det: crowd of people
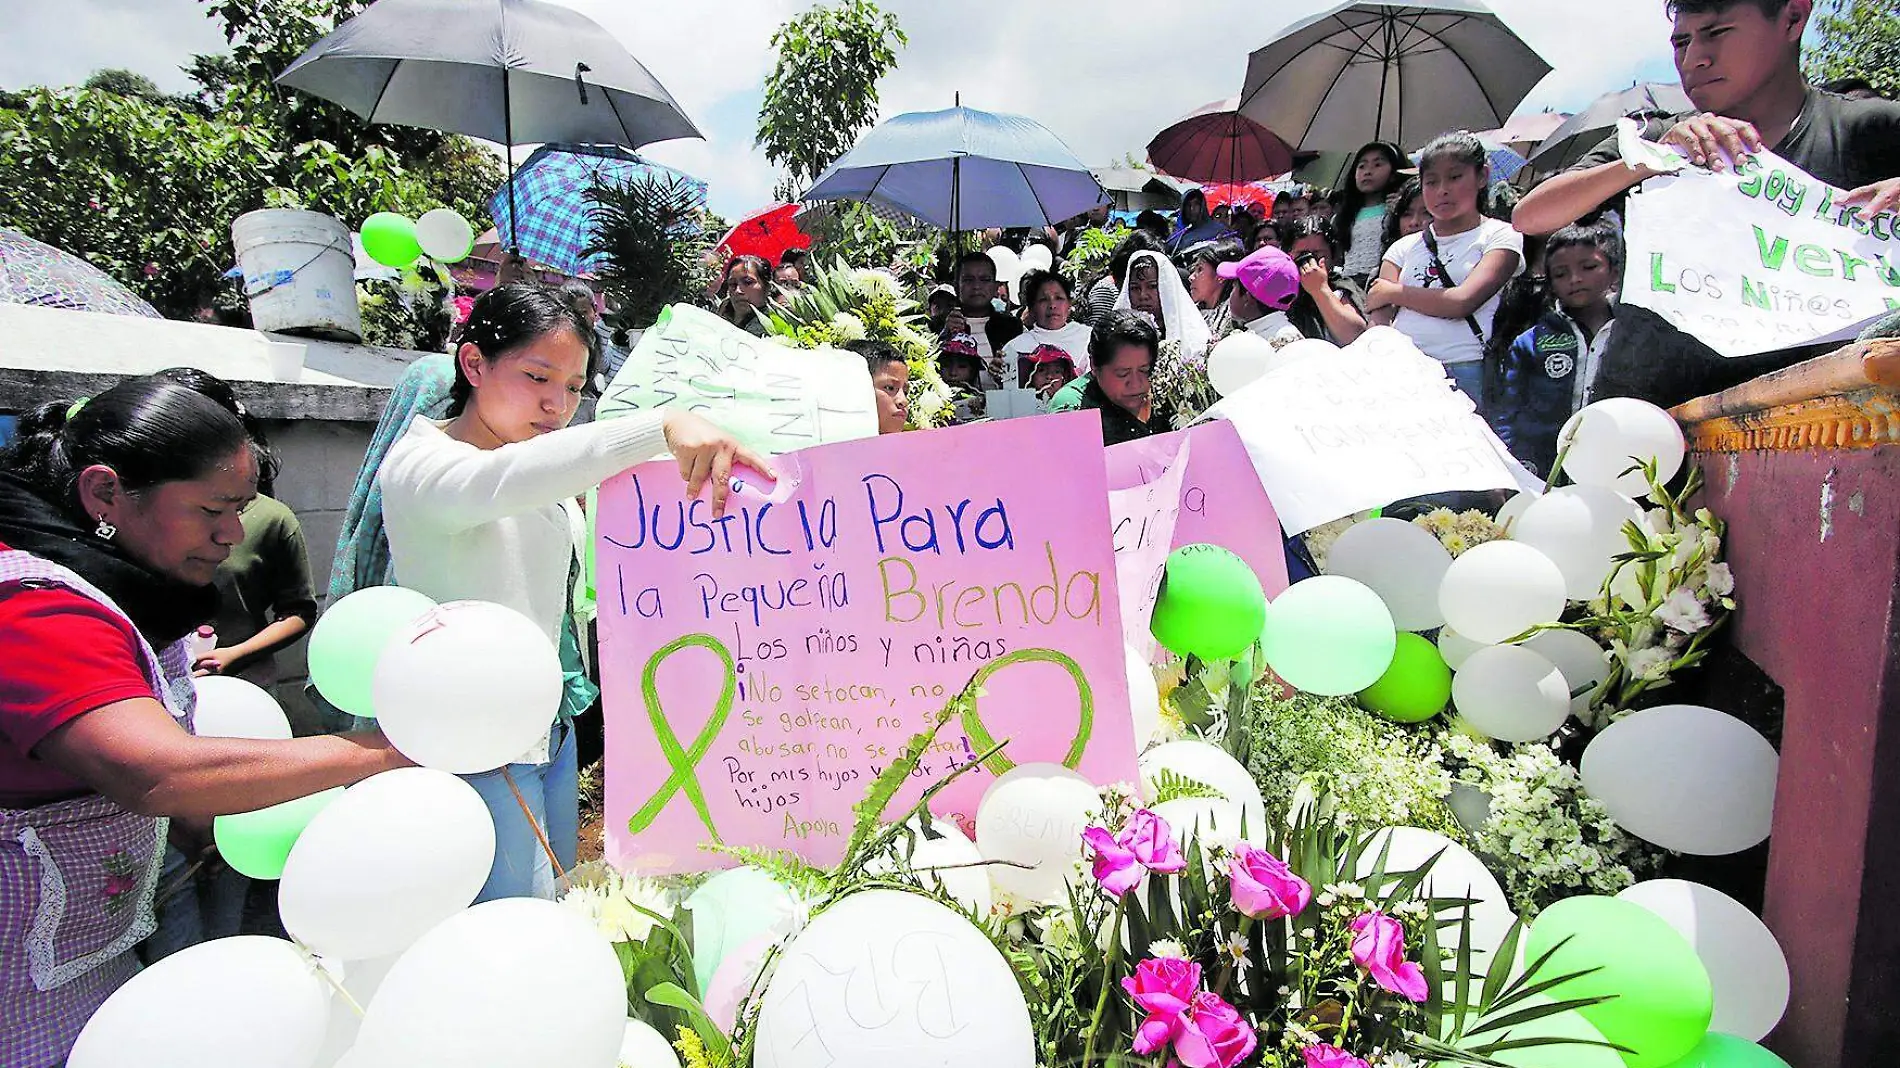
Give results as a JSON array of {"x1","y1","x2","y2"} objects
[{"x1": 1, "y1": 0, "x2": 1896, "y2": 1064}]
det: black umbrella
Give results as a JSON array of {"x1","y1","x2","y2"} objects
[
  {"x1": 1528, "y1": 82, "x2": 1693, "y2": 173},
  {"x1": 278, "y1": 0, "x2": 701, "y2": 247}
]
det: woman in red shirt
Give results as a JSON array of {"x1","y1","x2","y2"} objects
[{"x1": 0, "y1": 378, "x2": 409, "y2": 1068}]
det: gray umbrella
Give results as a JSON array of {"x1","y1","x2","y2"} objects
[
  {"x1": 278, "y1": 0, "x2": 701, "y2": 242},
  {"x1": 1238, "y1": 0, "x2": 1551, "y2": 154},
  {"x1": 1527, "y1": 82, "x2": 1693, "y2": 173}
]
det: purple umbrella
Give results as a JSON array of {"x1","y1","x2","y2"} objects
[{"x1": 0, "y1": 230, "x2": 161, "y2": 318}]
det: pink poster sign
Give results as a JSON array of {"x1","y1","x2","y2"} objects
[
  {"x1": 1107, "y1": 436, "x2": 1187, "y2": 654},
  {"x1": 1104, "y1": 421, "x2": 1290, "y2": 600},
  {"x1": 598, "y1": 413, "x2": 1137, "y2": 874}
]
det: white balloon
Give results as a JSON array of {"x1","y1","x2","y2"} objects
[
  {"x1": 351, "y1": 899, "x2": 625, "y2": 1068},
  {"x1": 314, "y1": 955, "x2": 398, "y2": 1068},
  {"x1": 975, "y1": 763, "x2": 1101, "y2": 904},
  {"x1": 870, "y1": 817, "x2": 993, "y2": 915},
  {"x1": 1494, "y1": 491, "x2": 1538, "y2": 534},
  {"x1": 280, "y1": 768, "x2": 496, "y2": 961},
  {"x1": 1511, "y1": 485, "x2": 1644, "y2": 601},
  {"x1": 1206, "y1": 331, "x2": 1276, "y2": 397},
  {"x1": 1322, "y1": 517, "x2": 1454, "y2": 631},
  {"x1": 1139, "y1": 740, "x2": 1267, "y2": 831},
  {"x1": 1581, "y1": 704, "x2": 1778, "y2": 855},
  {"x1": 415, "y1": 208, "x2": 475, "y2": 262},
  {"x1": 69, "y1": 936, "x2": 332, "y2": 1068},
  {"x1": 1437, "y1": 540, "x2": 1567, "y2": 643},
  {"x1": 756, "y1": 890, "x2": 1032, "y2": 1068},
  {"x1": 1452, "y1": 644, "x2": 1571, "y2": 741},
  {"x1": 1436, "y1": 625, "x2": 1489, "y2": 671},
  {"x1": 1523, "y1": 628, "x2": 1612, "y2": 715},
  {"x1": 1125, "y1": 644, "x2": 1162, "y2": 750},
  {"x1": 986, "y1": 246, "x2": 1022, "y2": 301},
  {"x1": 193, "y1": 675, "x2": 293, "y2": 740},
  {"x1": 1617, "y1": 879, "x2": 1789, "y2": 1041},
  {"x1": 1020, "y1": 244, "x2": 1054, "y2": 272},
  {"x1": 1268, "y1": 337, "x2": 1341, "y2": 371},
  {"x1": 1557, "y1": 398, "x2": 1686, "y2": 498},
  {"x1": 1357, "y1": 827, "x2": 1517, "y2": 959},
  {"x1": 618, "y1": 1018, "x2": 682, "y2": 1068},
  {"x1": 371, "y1": 601, "x2": 563, "y2": 773}
]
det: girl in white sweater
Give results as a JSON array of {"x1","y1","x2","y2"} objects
[{"x1": 378, "y1": 285, "x2": 767, "y2": 900}]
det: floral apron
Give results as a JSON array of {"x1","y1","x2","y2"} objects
[{"x1": 0, "y1": 549, "x2": 196, "y2": 1068}]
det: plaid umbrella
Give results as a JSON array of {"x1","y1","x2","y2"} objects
[
  {"x1": 0, "y1": 230, "x2": 161, "y2": 318},
  {"x1": 717, "y1": 204, "x2": 811, "y2": 265},
  {"x1": 1409, "y1": 133, "x2": 1527, "y2": 183},
  {"x1": 488, "y1": 143, "x2": 706, "y2": 277}
]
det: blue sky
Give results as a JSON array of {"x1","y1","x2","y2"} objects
[{"x1": 3, "y1": 0, "x2": 1685, "y2": 220}]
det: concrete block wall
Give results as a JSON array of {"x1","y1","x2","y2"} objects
[{"x1": 259, "y1": 417, "x2": 375, "y2": 734}]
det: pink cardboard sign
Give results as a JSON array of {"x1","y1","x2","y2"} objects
[
  {"x1": 1105, "y1": 421, "x2": 1290, "y2": 601},
  {"x1": 1107, "y1": 435, "x2": 1187, "y2": 655},
  {"x1": 599, "y1": 413, "x2": 1137, "y2": 873}
]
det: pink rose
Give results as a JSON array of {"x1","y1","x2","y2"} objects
[
  {"x1": 1349, "y1": 910, "x2": 1429, "y2": 1003},
  {"x1": 1302, "y1": 1044, "x2": 1371, "y2": 1068},
  {"x1": 1121, "y1": 809, "x2": 1187, "y2": 875},
  {"x1": 1227, "y1": 843, "x2": 1312, "y2": 920},
  {"x1": 1085, "y1": 825, "x2": 1144, "y2": 898},
  {"x1": 1121, "y1": 956, "x2": 1202, "y2": 1055},
  {"x1": 1173, "y1": 991, "x2": 1258, "y2": 1068},
  {"x1": 1085, "y1": 809, "x2": 1187, "y2": 897}
]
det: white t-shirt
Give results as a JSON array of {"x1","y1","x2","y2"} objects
[
  {"x1": 1002, "y1": 321, "x2": 1094, "y2": 384},
  {"x1": 963, "y1": 314, "x2": 1001, "y2": 387},
  {"x1": 1382, "y1": 218, "x2": 1524, "y2": 365}
]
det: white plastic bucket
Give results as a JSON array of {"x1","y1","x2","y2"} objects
[{"x1": 231, "y1": 209, "x2": 361, "y2": 342}]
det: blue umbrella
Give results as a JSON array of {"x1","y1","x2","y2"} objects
[
  {"x1": 801, "y1": 104, "x2": 1107, "y2": 231},
  {"x1": 488, "y1": 143, "x2": 706, "y2": 277}
]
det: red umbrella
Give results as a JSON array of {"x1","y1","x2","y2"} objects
[
  {"x1": 1148, "y1": 98, "x2": 1295, "y2": 185},
  {"x1": 1200, "y1": 182, "x2": 1276, "y2": 214},
  {"x1": 718, "y1": 204, "x2": 812, "y2": 265}
]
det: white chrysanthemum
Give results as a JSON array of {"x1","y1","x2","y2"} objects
[
  {"x1": 1147, "y1": 939, "x2": 1188, "y2": 960},
  {"x1": 829, "y1": 312, "x2": 867, "y2": 342},
  {"x1": 1653, "y1": 585, "x2": 1712, "y2": 634},
  {"x1": 852, "y1": 269, "x2": 900, "y2": 302},
  {"x1": 559, "y1": 872, "x2": 673, "y2": 944}
]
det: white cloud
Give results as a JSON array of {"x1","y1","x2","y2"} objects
[{"x1": 0, "y1": 0, "x2": 227, "y2": 94}]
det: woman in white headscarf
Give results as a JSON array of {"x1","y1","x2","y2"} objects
[{"x1": 1113, "y1": 250, "x2": 1211, "y2": 362}]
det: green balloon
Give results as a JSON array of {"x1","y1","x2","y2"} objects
[
  {"x1": 1149, "y1": 544, "x2": 1266, "y2": 661},
  {"x1": 686, "y1": 866, "x2": 798, "y2": 995},
  {"x1": 307, "y1": 585, "x2": 437, "y2": 719},
  {"x1": 1527, "y1": 896, "x2": 1714, "y2": 1068},
  {"x1": 361, "y1": 212, "x2": 422, "y2": 268},
  {"x1": 213, "y1": 787, "x2": 343, "y2": 879},
  {"x1": 1659, "y1": 1034, "x2": 1791, "y2": 1068},
  {"x1": 1359, "y1": 632, "x2": 1452, "y2": 722},
  {"x1": 1258, "y1": 575, "x2": 1396, "y2": 696}
]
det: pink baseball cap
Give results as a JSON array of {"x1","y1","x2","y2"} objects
[{"x1": 1217, "y1": 246, "x2": 1300, "y2": 310}]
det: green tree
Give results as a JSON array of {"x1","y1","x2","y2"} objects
[
  {"x1": 1807, "y1": 0, "x2": 1900, "y2": 99},
  {"x1": 83, "y1": 69, "x2": 164, "y2": 101},
  {"x1": 0, "y1": 0, "x2": 507, "y2": 317},
  {"x1": 755, "y1": 0, "x2": 906, "y2": 201}
]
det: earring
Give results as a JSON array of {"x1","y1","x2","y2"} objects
[{"x1": 93, "y1": 516, "x2": 116, "y2": 542}]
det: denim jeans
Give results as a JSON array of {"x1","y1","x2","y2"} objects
[
  {"x1": 1444, "y1": 360, "x2": 1486, "y2": 416},
  {"x1": 140, "y1": 845, "x2": 247, "y2": 963},
  {"x1": 464, "y1": 721, "x2": 578, "y2": 902}
]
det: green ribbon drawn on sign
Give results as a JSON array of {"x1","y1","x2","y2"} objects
[
  {"x1": 627, "y1": 633, "x2": 734, "y2": 843},
  {"x1": 958, "y1": 647, "x2": 1095, "y2": 777}
]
